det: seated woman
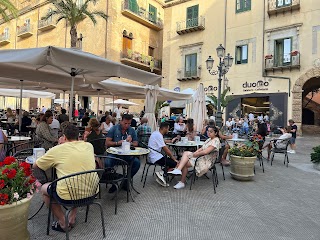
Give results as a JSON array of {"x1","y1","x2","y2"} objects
[
  {"x1": 36, "y1": 111, "x2": 58, "y2": 150},
  {"x1": 264, "y1": 126, "x2": 292, "y2": 160},
  {"x1": 173, "y1": 116, "x2": 185, "y2": 134},
  {"x1": 86, "y1": 119, "x2": 106, "y2": 168},
  {"x1": 168, "y1": 126, "x2": 221, "y2": 189},
  {"x1": 201, "y1": 119, "x2": 209, "y2": 136},
  {"x1": 184, "y1": 118, "x2": 197, "y2": 141},
  {"x1": 100, "y1": 115, "x2": 113, "y2": 134}
]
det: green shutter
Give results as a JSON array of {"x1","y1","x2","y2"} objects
[
  {"x1": 236, "y1": 0, "x2": 251, "y2": 13},
  {"x1": 149, "y1": 4, "x2": 157, "y2": 23},
  {"x1": 129, "y1": 0, "x2": 139, "y2": 14},
  {"x1": 185, "y1": 53, "x2": 197, "y2": 77},
  {"x1": 186, "y1": 5, "x2": 199, "y2": 28}
]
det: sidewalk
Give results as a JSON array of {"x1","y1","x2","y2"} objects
[{"x1": 28, "y1": 136, "x2": 320, "y2": 240}]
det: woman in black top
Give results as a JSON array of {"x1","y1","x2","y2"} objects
[{"x1": 86, "y1": 118, "x2": 106, "y2": 156}]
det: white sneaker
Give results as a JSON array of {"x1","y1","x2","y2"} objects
[
  {"x1": 155, "y1": 178, "x2": 169, "y2": 187},
  {"x1": 155, "y1": 171, "x2": 167, "y2": 185},
  {"x1": 291, "y1": 150, "x2": 296, "y2": 154},
  {"x1": 167, "y1": 168, "x2": 182, "y2": 175},
  {"x1": 174, "y1": 181, "x2": 185, "y2": 189}
]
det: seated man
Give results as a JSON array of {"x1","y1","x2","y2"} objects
[
  {"x1": 136, "y1": 117, "x2": 152, "y2": 147},
  {"x1": 105, "y1": 114, "x2": 140, "y2": 193},
  {"x1": 34, "y1": 124, "x2": 96, "y2": 232},
  {"x1": 148, "y1": 122, "x2": 179, "y2": 187},
  {"x1": 264, "y1": 126, "x2": 292, "y2": 160}
]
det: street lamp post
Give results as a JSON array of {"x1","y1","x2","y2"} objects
[{"x1": 206, "y1": 44, "x2": 233, "y2": 128}]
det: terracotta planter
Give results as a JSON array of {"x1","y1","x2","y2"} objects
[
  {"x1": 230, "y1": 155, "x2": 257, "y2": 181},
  {"x1": 0, "y1": 197, "x2": 32, "y2": 240}
]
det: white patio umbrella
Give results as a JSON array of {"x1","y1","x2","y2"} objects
[
  {"x1": 0, "y1": 88, "x2": 55, "y2": 99},
  {"x1": 105, "y1": 99, "x2": 139, "y2": 106},
  {"x1": 144, "y1": 85, "x2": 160, "y2": 132},
  {"x1": 0, "y1": 46, "x2": 162, "y2": 121},
  {"x1": 191, "y1": 84, "x2": 208, "y2": 132}
]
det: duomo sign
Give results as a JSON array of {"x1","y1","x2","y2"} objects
[{"x1": 242, "y1": 79, "x2": 270, "y2": 92}]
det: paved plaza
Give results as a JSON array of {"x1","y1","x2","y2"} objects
[{"x1": 28, "y1": 136, "x2": 320, "y2": 240}]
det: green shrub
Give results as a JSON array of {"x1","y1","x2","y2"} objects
[{"x1": 311, "y1": 146, "x2": 320, "y2": 164}]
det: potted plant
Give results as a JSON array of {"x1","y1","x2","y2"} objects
[
  {"x1": 228, "y1": 137, "x2": 260, "y2": 181},
  {"x1": 311, "y1": 146, "x2": 320, "y2": 170},
  {"x1": 265, "y1": 54, "x2": 273, "y2": 59},
  {"x1": 0, "y1": 156, "x2": 39, "y2": 240},
  {"x1": 290, "y1": 50, "x2": 299, "y2": 56}
]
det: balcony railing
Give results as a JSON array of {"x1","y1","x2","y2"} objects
[
  {"x1": 265, "y1": 53, "x2": 300, "y2": 71},
  {"x1": 176, "y1": 16, "x2": 205, "y2": 35},
  {"x1": 120, "y1": 49, "x2": 162, "y2": 74},
  {"x1": 0, "y1": 34, "x2": 10, "y2": 46},
  {"x1": 177, "y1": 67, "x2": 201, "y2": 81},
  {"x1": 268, "y1": 0, "x2": 300, "y2": 15},
  {"x1": 38, "y1": 17, "x2": 56, "y2": 31},
  {"x1": 122, "y1": 0, "x2": 163, "y2": 31},
  {"x1": 17, "y1": 24, "x2": 33, "y2": 38}
]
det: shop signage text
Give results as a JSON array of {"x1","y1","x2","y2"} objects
[{"x1": 242, "y1": 80, "x2": 270, "y2": 92}]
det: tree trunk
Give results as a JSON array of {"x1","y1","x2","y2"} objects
[{"x1": 70, "y1": 25, "x2": 77, "y2": 48}]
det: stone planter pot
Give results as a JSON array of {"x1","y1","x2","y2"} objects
[
  {"x1": 230, "y1": 155, "x2": 257, "y2": 181},
  {"x1": 313, "y1": 163, "x2": 320, "y2": 171},
  {"x1": 0, "y1": 197, "x2": 32, "y2": 240}
]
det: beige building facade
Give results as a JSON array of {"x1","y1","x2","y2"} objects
[
  {"x1": 0, "y1": 0, "x2": 164, "y2": 114},
  {"x1": 162, "y1": 0, "x2": 320, "y2": 133}
]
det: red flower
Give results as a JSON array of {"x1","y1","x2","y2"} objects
[
  {"x1": 0, "y1": 193, "x2": 9, "y2": 205},
  {"x1": 0, "y1": 162, "x2": 4, "y2": 167},
  {"x1": 0, "y1": 179, "x2": 5, "y2": 189},
  {"x1": 28, "y1": 176, "x2": 36, "y2": 184},
  {"x1": 3, "y1": 157, "x2": 16, "y2": 165},
  {"x1": 20, "y1": 162, "x2": 31, "y2": 176},
  {"x1": 2, "y1": 168, "x2": 17, "y2": 179}
]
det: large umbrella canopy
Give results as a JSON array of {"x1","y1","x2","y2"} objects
[
  {"x1": 0, "y1": 88, "x2": 55, "y2": 99},
  {"x1": 191, "y1": 84, "x2": 207, "y2": 132},
  {"x1": 0, "y1": 46, "x2": 162, "y2": 120},
  {"x1": 106, "y1": 99, "x2": 139, "y2": 106},
  {"x1": 144, "y1": 85, "x2": 159, "y2": 132}
]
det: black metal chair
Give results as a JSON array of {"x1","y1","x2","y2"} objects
[
  {"x1": 6, "y1": 139, "x2": 43, "y2": 156},
  {"x1": 139, "y1": 141, "x2": 169, "y2": 188},
  {"x1": 46, "y1": 169, "x2": 105, "y2": 240},
  {"x1": 257, "y1": 139, "x2": 266, "y2": 173},
  {"x1": 189, "y1": 151, "x2": 219, "y2": 193},
  {"x1": 270, "y1": 138, "x2": 290, "y2": 167},
  {"x1": 95, "y1": 155, "x2": 129, "y2": 214}
]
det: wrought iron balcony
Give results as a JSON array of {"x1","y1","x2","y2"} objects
[
  {"x1": 268, "y1": 0, "x2": 300, "y2": 16},
  {"x1": 38, "y1": 18, "x2": 56, "y2": 31},
  {"x1": 0, "y1": 34, "x2": 10, "y2": 46},
  {"x1": 121, "y1": 0, "x2": 163, "y2": 31},
  {"x1": 177, "y1": 67, "x2": 201, "y2": 81},
  {"x1": 265, "y1": 53, "x2": 300, "y2": 71},
  {"x1": 120, "y1": 49, "x2": 162, "y2": 74},
  {"x1": 17, "y1": 24, "x2": 33, "y2": 38},
  {"x1": 176, "y1": 16, "x2": 205, "y2": 35}
]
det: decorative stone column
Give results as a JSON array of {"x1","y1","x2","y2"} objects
[{"x1": 292, "y1": 86, "x2": 303, "y2": 136}]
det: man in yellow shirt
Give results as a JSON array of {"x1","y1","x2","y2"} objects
[{"x1": 34, "y1": 124, "x2": 97, "y2": 232}]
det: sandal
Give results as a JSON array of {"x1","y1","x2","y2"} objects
[{"x1": 52, "y1": 221, "x2": 65, "y2": 233}]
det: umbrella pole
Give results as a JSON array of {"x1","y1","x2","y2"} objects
[
  {"x1": 112, "y1": 95, "x2": 114, "y2": 113},
  {"x1": 69, "y1": 69, "x2": 76, "y2": 122},
  {"x1": 103, "y1": 97, "x2": 106, "y2": 112},
  {"x1": 63, "y1": 90, "x2": 66, "y2": 109},
  {"x1": 19, "y1": 80, "x2": 23, "y2": 133},
  {"x1": 97, "y1": 89, "x2": 100, "y2": 116}
]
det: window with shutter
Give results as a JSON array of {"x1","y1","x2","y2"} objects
[
  {"x1": 149, "y1": 4, "x2": 157, "y2": 23},
  {"x1": 277, "y1": 0, "x2": 292, "y2": 7},
  {"x1": 128, "y1": 0, "x2": 139, "y2": 14},
  {"x1": 235, "y1": 45, "x2": 248, "y2": 64},
  {"x1": 186, "y1": 5, "x2": 199, "y2": 28},
  {"x1": 185, "y1": 53, "x2": 197, "y2": 77},
  {"x1": 236, "y1": 0, "x2": 251, "y2": 13},
  {"x1": 274, "y1": 38, "x2": 292, "y2": 66}
]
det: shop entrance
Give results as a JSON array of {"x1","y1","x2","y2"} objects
[{"x1": 241, "y1": 96, "x2": 270, "y2": 116}]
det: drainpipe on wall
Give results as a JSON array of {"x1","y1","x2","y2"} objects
[
  {"x1": 223, "y1": 0, "x2": 227, "y2": 90},
  {"x1": 104, "y1": 0, "x2": 109, "y2": 58}
]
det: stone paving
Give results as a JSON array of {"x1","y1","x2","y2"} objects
[{"x1": 28, "y1": 136, "x2": 320, "y2": 240}]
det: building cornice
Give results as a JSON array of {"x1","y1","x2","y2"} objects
[
  {"x1": 265, "y1": 23, "x2": 303, "y2": 33},
  {"x1": 164, "y1": 0, "x2": 192, "y2": 8},
  {"x1": 179, "y1": 42, "x2": 204, "y2": 49}
]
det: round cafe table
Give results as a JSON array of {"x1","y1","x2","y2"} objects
[
  {"x1": 167, "y1": 141, "x2": 205, "y2": 160},
  {"x1": 8, "y1": 136, "x2": 31, "y2": 142},
  {"x1": 106, "y1": 147, "x2": 150, "y2": 201}
]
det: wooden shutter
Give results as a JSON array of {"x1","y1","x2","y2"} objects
[
  {"x1": 122, "y1": 36, "x2": 132, "y2": 53},
  {"x1": 149, "y1": 4, "x2": 157, "y2": 23}
]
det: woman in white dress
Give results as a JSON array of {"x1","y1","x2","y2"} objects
[
  {"x1": 168, "y1": 126, "x2": 221, "y2": 189},
  {"x1": 100, "y1": 115, "x2": 113, "y2": 134}
]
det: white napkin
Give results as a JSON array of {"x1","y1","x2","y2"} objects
[{"x1": 109, "y1": 147, "x2": 119, "y2": 152}]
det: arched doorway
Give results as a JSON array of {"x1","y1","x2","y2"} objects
[{"x1": 292, "y1": 68, "x2": 320, "y2": 134}]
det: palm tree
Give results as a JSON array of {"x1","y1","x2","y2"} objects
[
  {"x1": 43, "y1": 0, "x2": 108, "y2": 47},
  {"x1": 0, "y1": 0, "x2": 18, "y2": 22},
  {"x1": 207, "y1": 87, "x2": 233, "y2": 113}
]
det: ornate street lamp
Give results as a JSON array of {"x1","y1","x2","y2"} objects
[{"x1": 206, "y1": 44, "x2": 233, "y2": 128}]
